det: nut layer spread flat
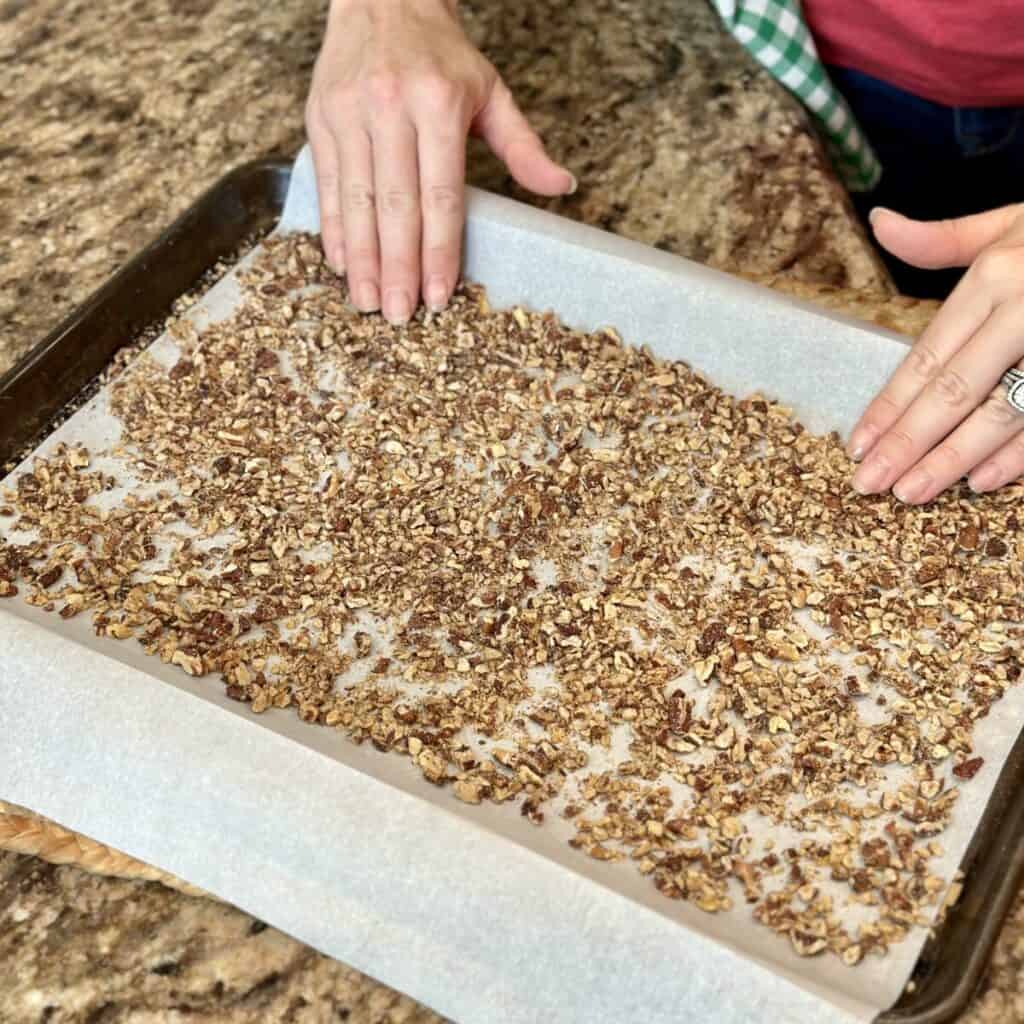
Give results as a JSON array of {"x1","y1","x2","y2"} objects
[{"x1": 2, "y1": 233, "x2": 1022, "y2": 965}]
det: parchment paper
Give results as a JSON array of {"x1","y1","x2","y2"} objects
[{"x1": 2, "y1": 145, "x2": 1021, "y2": 1024}]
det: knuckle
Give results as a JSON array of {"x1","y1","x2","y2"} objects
[
  {"x1": 469, "y1": 66, "x2": 493, "y2": 100},
  {"x1": 502, "y1": 129, "x2": 540, "y2": 159},
  {"x1": 316, "y1": 169, "x2": 341, "y2": 192},
  {"x1": 322, "y1": 79, "x2": 357, "y2": 114},
  {"x1": 343, "y1": 184, "x2": 375, "y2": 212},
  {"x1": 972, "y1": 246, "x2": 1017, "y2": 288},
  {"x1": 365, "y1": 70, "x2": 404, "y2": 108},
  {"x1": 931, "y1": 441, "x2": 963, "y2": 468},
  {"x1": 418, "y1": 73, "x2": 463, "y2": 112},
  {"x1": 938, "y1": 217, "x2": 965, "y2": 255},
  {"x1": 864, "y1": 393, "x2": 903, "y2": 429},
  {"x1": 423, "y1": 185, "x2": 462, "y2": 216},
  {"x1": 428, "y1": 123, "x2": 464, "y2": 149},
  {"x1": 931, "y1": 368, "x2": 972, "y2": 407},
  {"x1": 1006, "y1": 430, "x2": 1024, "y2": 459},
  {"x1": 884, "y1": 428, "x2": 916, "y2": 453},
  {"x1": 379, "y1": 188, "x2": 418, "y2": 217},
  {"x1": 980, "y1": 391, "x2": 1020, "y2": 426},
  {"x1": 423, "y1": 242, "x2": 456, "y2": 261},
  {"x1": 906, "y1": 343, "x2": 942, "y2": 382},
  {"x1": 978, "y1": 458, "x2": 1006, "y2": 484}
]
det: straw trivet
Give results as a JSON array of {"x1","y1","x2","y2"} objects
[{"x1": 0, "y1": 799, "x2": 212, "y2": 898}]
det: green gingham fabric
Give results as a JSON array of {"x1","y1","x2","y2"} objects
[{"x1": 711, "y1": 0, "x2": 882, "y2": 191}]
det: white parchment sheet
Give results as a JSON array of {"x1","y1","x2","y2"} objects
[{"x1": 3, "y1": 145, "x2": 1022, "y2": 1024}]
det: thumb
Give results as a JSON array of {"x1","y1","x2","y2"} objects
[
  {"x1": 870, "y1": 204, "x2": 1024, "y2": 269},
  {"x1": 472, "y1": 80, "x2": 576, "y2": 197}
]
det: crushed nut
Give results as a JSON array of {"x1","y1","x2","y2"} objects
[{"x1": 3, "y1": 232, "x2": 1021, "y2": 967}]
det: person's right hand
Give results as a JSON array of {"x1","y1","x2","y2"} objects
[{"x1": 305, "y1": 0, "x2": 576, "y2": 325}]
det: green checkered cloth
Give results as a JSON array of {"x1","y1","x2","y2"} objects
[{"x1": 711, "y1": 0, "x2": 881, "y2": 191}]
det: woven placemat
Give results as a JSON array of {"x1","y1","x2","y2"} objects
[{"x1": 0, "y1": 799, "x2": 212, "y2": 898}]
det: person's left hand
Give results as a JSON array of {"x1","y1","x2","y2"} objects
[{"x1": 847, "y1": 204, "x2": 1024, "y2": 503}]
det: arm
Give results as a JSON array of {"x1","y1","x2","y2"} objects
[{"x1": 305, "y1": 0, "x2": 575, "y2": 324}]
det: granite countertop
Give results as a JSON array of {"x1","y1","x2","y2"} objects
[
  {"x1": 0, "y1": 1, "x2": 1014, "y2": 1022},
  {"x1": 1, "y1": 0, "x2": 937, "y2": 372}
]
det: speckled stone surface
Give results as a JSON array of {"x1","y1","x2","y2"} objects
[
  {"x1": 0, "y1": 0, "x2": 903, "y2": 378},
  {"x1": 0, "y1": 852, "x2": 447, "y2": 1024},
  {"x1": 5, "y1": 1, "x2": 1012, "y2": 1023}
]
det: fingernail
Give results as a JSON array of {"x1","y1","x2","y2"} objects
[
  {"x1": 969, "y1": 463, "x2": 1000, "y2": 492},
  {"x1": 868, "y1": 206, "x2": 895, "y2": 225},
  {"x1": 355, "y1": 281, "x2": 380, "y2": 312},
  {"x1": 893, "y1": 469, "x2": 932, "y2": 505},
  {"x1": 565, "y1": 173, "x2": 578, "y2": 196},
  {"x1": 853, "y1": 452, "x2": 894, "y2": 495},
  {"x1": 384, "y1": 287, "x2": 413, "y2": 324},
  {"x1": 846, "y1": 424, "x2": 878, "y2": 462},
  {"x1": 425, "y1": 275, "x2": 448, "y2": 312}
]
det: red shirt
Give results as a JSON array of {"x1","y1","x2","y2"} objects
[{"x1": 802, "y1": 1, "x2": 1024, "y2": 108}]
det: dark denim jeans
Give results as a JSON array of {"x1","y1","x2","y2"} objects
[{"x1": 826, "y1": 65, "x2": 1024, "y2": 299}]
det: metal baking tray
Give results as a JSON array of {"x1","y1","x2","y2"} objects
[
  {"x1": 2, "y1": 157, "x2": 1021, "y2": 1024},
  {"x1": 0, "y1": 160, "x2": 287, "y2": 468}
]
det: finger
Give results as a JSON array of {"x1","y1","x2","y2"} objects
[
  {"x1": 372, "y1": 112, "x2": 422, "y2": 324},
  {"x1": 415, "y1": 92, "x2": 468, "y2": 312},
  {"x1": 968, "y1": 388, "x2": 1024, "y2": 493},
  {"x1": 307, "y1": 112, "x2": 346, "y2": 273},
  {"x1": 846, "y1": 273, "x2": 997, "y2": 461},
  {"x1": 854, "y1": 300, "x2": 1024, "y2": 497},
  {"x1": 891, "y1": 367, "x2": 1024, "y2": 505},
  {"x1": 871, "y1": 204, "x2": 1024, "y2": 270},
  {"x1": 335, "y1": 124, "x2": 380, "y2": 312},
  {"x1": 892, "y1": 385, "x2": 1024, "y2": 503},
  {"x1": 473, "y1": 79, "x2": 575, "y2": 197}
]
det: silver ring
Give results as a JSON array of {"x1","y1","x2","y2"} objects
[{"x1": 1001, "y1": 368, "x2": 1024, "y2": 414}]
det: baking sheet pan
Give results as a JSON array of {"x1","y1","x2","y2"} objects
[
  {"x1": 0, "y1": 159, "x2": 287, "y2": 469},
  {"x1": 2, "y1": 150, "x2": 1023, "y2": 1024}
]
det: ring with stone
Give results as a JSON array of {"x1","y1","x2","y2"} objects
[{"x1": 1001, "y1": 368, "x2": 1024, "y2": 414}]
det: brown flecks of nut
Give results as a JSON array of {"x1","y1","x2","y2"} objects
[
  {"x1": 956, "y1": 525, "x2": 979, "y2": 551},
  {"x1": 37, "y1": 566, "x2": 62, "y2": 589},
  {"x1": 952, "y1": 757, "x2": 984, "y2": 781},
  {"x1": 986, "y1": 537, "x2": 1008, "y2": 558},
  {"x1": 4, "y1": 231, "x2": 1022, "y2": 967},
  {"x1": 353, "y1": 631, "x2": 373, "y2": 659}
]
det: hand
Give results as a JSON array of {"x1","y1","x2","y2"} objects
[
  {"x1": 847, "y1": 204, "x2": 1024, "y2": 503},
  {"x1": 305, "y1": 0, "x2": 575, "y2": 325}
]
